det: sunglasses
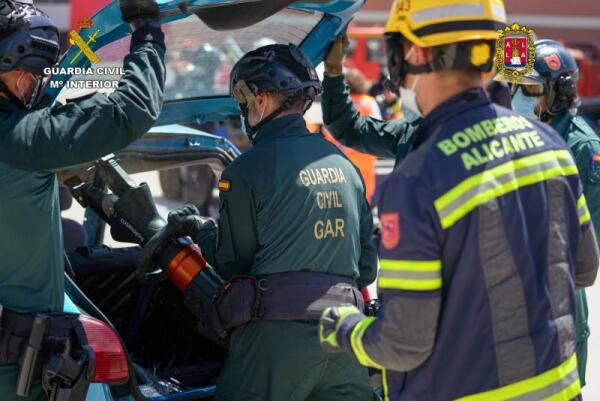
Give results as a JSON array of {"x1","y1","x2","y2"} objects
[{"x1": 511, "y1": 83, "x2": 545, "y2": 97}]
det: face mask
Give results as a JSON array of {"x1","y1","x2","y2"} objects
[
  {"x1": 511, "y1": 87, "x2": 538, "y2": 120},
  {"x1": 399, "y1": 75, "x2": 421, "y2": 120},
  {"x1": 15, "y1": 72, "x2": 43, "y2": 110},
  {"x1": 241, "y1": 99, "x2": 267, "y2": 142}
]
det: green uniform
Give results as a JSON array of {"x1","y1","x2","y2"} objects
[
  {"x1": 321, "y1": 75, "x2": 417, "y2": 166},
  {"x1": 0, "y1": 27, "x2": 165, "y2": 400},
  {"x1": 552, "y1": 113, "x2": 600, "y2": 385},
  {"x1": 198, "y1": 114, "x2": 377, "y2": 401},
  {"x1": 321, "y1": 74, "x2": 595, "y2": 386}
]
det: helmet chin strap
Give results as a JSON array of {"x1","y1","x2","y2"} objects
[{"x1": 244, "y1": 96, "x2": 299, "y2": 143}]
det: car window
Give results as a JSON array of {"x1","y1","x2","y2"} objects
[{"x1": 56, "y1": 9, "x2": 323, "y2": 104}]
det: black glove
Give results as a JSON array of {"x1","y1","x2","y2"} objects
[
  {"x1": 167, "y1": 204, "x2": 215, "y2": 239},
  {"x1": 118, "y1": 0, "x2": 159, "y2": 23}
]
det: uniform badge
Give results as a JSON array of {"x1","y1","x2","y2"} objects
[
  {"x1": 494, "y1": 23, "x2": 536, "y2": 84},
  {"x1": 381, "y1": 212, "x2": 400, "y2": 250},
  {"x1": 544, "y1": 54, "x2": 562, "y2": 71},
  {"x1": 218, "y1": 179, "x2": 231, "y2": 192}
]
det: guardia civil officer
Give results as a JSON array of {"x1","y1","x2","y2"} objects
[
  {"x1": 319, "y1": 1, "x2": 599, "y2": 400},
  {"x1": 322, "y1": 35, "x2": 419, "y2": 167},
  {"x1": 0, "y1": 0, "x2": 165, "y2": 399},
  {"x1": 168, "y1": 44, "x2": 377, "y2": 401},
  {"x1": 505, "y1": 38, "x2": 600, "y2": 386}
]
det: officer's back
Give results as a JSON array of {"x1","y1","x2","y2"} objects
[{"x1": 222, "y1": 114, "x2": 367, "y2": 282}]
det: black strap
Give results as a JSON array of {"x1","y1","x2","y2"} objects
[
  {"x1": 256, "y1": 271, "x2": 364, "y2": 321},
  {"x1": 0, "y1": 309, "x2": 80, "y2": 365}
]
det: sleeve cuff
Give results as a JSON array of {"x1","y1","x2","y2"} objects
[
  {"x1": 337, "y1": 312, "x2": 365, "y2": 352},
  {"x1": 131, "y1": 26, "x2": 165, "y2": 50},
  {"x1": 322, "y1": 74, "x2": 346, "y2": 90}
]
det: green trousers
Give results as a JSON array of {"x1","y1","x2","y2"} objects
[
  {"x1": 0, "y1": 365, "x2": 45, "y2": 401},
  {"x1": 215, "y1": 321, "x2": 374, "y2": 401},
  {"x1": 576, "y1": 289, "x2": 590, "y2": 386}
]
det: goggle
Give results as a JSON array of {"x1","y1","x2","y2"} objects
[
  {"x1": 511, "y1": 83, "x2": 545, "y2": 97},
  {"x1": 231, "y1": 79, "x2": 256, "y2": 105},
  {"x1": 384, "y1": 32, "x2": 408, "y2": 89}
]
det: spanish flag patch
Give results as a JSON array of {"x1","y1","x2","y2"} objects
[
  {"x1": 593, "y1": 154, "x2": 600, "y2": 163},
  {"x1": 218, "y1": 179, "x2": 231, "y2": 192}
]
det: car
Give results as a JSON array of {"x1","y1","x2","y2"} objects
[{"x1": 46, "y1": 1, "x2": 364, "y2": 400}]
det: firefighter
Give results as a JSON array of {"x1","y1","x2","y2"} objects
[
  {"x1": 168, "y1": 44, "x2": 377, "y2": 401},
  {"x1": 506, "y1": 38, "x2": 600, "y2": 386},
  {"x1": 319, "y1": 1, "x2": 599, "y2": 400},
  {"x1": 0, "y1": 0, "x2": 165, "y2": 399}
]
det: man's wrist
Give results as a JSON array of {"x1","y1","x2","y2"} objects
[
  {"x1": 336, "y1": 312, "x2": 365, "y2": 352},
  {"x1": 130, "y1": 22, "x2": 165, "y2": 49},
  {"x1": 324, "y1": 66, "x2": 343, "y2": 77}
]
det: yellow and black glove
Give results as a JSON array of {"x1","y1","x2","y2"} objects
[
  {"x1": 324, "y1": 34, "x2": 349, "y2": 77},
  {"x1": 319, "y1": 304, "x2": 364, "y2": 353}
]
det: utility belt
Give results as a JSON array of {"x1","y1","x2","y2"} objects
[
  {"x1": 0, "y1": 308, "x2": 94, "y2": 401},
  {"x1": 185, "y1": 271, "x2": 364, "y2": 341}
]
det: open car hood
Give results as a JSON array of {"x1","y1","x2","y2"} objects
[{"x1": 47, "y1": 0, "x2": 364, "y2": 127}]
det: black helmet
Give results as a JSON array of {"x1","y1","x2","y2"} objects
[
  {"x1": 509, "y1": 39, "x2": 580, "y2": 120},
  {"x1": 0, "y1": 0, "x2": 60, "y2": 76},
  {"x1": 230, "y1": 43, "x2": 322, "y2": 140}
]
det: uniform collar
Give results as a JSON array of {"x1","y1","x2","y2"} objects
[
  {"x1": 550, "y1": 113, "x2": 574, "y2": 141},
  {"x1": 253, "y1": 114, "x2": 308, "y2": 144},
  {"x1": 413, "y1": 87, "x2": 490, "y2": 148}
]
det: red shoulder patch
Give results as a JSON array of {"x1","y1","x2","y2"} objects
[
  {"x1": 544, "y1": 54, "x2": 561, "y2": 71},
  {"x1": 218, "y1": 179, "x2": 231, "y2": 192},
  {"x1": 381, "y1": 212, "x2": 400, "y2": 250}
]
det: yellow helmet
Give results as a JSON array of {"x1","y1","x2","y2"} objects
[{"x1": 385, "y1": 0, "x2": 507, "y2": 48}]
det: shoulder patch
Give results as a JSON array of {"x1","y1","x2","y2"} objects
[
  {"x1": 218, "y1": 179, "x2": 231, "y2": 192},
  {"x1": 381, "y1": 212, "x2": 400, "y2": 250}
]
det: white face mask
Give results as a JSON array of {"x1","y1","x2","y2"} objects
[
  {"x1": 400, "y1": 75, "x2": 421, "y2": 119},
  {"x1": 399, "y1": 45, "x2": 422, "y2": 118},
  {"x1": 15, "y1": 71, "x2": 43, "y2": 110}
]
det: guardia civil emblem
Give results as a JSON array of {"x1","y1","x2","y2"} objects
[{"x1": 494, "y1": 23, "x2": 536, "y2": 84}]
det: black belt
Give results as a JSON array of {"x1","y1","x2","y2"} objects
[
  {"x1": 0, "y1": 309, "x2": 80, "y2": 365},
  {"x1": 256, "y1": 271, "x2": 364, "y2": 321}
]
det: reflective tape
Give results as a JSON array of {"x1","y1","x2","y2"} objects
[
  {"x1": 378, "y1": 260, "x2": 442, "y2": 291},
  {"x1": 350, "y1": 317, "x2": 383, "y2": 369},
  {"x1": 578, "y1": 194, "x2": 591, "y2": 225},
  {"x1": 456, "y1": 353, "x2": 580, "y2": 401},
  {"x1": 382, "y1": 369, "x2": 390, "y2": 401},
  {"x1": 435, "y1": 150, "x2": 578, "y2": 229},
  {"x1": 411, "y1": 3, "x2": 485, "y2": 24}
]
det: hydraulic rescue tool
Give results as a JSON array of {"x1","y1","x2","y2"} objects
[{"x1": 66, "y1": 156, "x2": 226, "y2": 337}]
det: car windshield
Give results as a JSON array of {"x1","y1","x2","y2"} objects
[{"x1": 56, "y1": 8, "x2": 323, "y2": 104}]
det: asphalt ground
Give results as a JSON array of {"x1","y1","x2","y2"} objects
[{"x1": 63, "y1": 170, "x2": 600, "y2": 398}]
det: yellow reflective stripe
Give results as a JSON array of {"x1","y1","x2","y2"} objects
[
  {"x1": 349, "y1": 317, "x2": 383, "y2": 369},
  {"x1": 455, "y1": 354, "x2": 580, "y2": 401},
  {"x1": 578, "y1": 194, "x2": 591, "y2": 225},
  {"x1": 380, "y1": 260, "x2": 442, "y2": 272},
  {"x1": 435, "y1": 150, "x2": 578, "y2": 229},
  {"x1": 379, "y1": 260, "x2": 442, "y2": 291},
  {"x1": 379, "y1": 277, "x2": 442, "y2": 290},
  {"x1": 382, "y1": 369, "x2": 390, "y2": 401}
]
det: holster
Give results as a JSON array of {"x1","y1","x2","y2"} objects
[{"x1": 0, "y1": 308, "x2": 94, "y2": 401}]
